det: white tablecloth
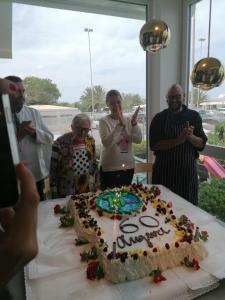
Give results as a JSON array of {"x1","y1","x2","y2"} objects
[{"x1": 25, "y1": 185, "x2": 225, "y2": 300}]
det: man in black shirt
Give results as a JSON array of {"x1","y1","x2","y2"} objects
[{"x1": 149, "y1": 84, "x2": 207, "y2": 205}]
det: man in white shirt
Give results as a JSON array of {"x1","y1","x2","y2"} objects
[{"x1": 5, "y1": 76, "x2": 54, "y2": 201}]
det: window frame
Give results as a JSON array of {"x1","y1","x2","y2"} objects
[{"x1": 186, "y1": 0, "x2": 225, "y2": 159}]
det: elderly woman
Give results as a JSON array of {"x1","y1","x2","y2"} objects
[
  {"x1": 50, "y1": 113, "x2": 98, "y2": 198},
  {"x1": 99, "y1": 89, "x2": 142, "y2": 189}
]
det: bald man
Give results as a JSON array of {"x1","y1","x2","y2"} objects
[{"x1": 149, "y1": 84, "x2": 207, "y2": 205}]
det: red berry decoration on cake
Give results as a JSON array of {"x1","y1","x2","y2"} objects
[
  {"x1": 54, "y1": 204, "x2": 61, "y2": 214},
  {"x1": 181, "y1": 256, "x2": 200, "y2": 270},
  {"x1": 54, "y1": 204, "x2": 68, "y2": 215},
  {"x1": 149, "y1": 268, "x2": 166, "y2": 283},
  {"x1": 200, "y1": 230, "x2": 209, "y2": 242},
  {"x1": 86, "y1": 261, "x2": 104, "y2": 280}
]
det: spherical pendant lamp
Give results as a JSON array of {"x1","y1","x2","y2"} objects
[
  {"x1": 139, "y1": 19, "x2": 170, "y2": 53},
  {"x1": 191, "y1": 0, "x2": 224, "y2": 90},
  {"x1": 191, "y1": 57, "x2": 225, "y2": 91}
]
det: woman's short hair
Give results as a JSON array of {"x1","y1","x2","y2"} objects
[
  {"x1": 106, "y1": 89, "x2": 122, "y2": 103},
  {"x1": 71, "y1": 113, "x2": 91, "y2": 129}
]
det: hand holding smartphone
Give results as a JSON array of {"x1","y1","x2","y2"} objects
[{"x1": 0, "y1": 94, "x2": 20, "y2": 208}]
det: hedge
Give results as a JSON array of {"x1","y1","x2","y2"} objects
[{"x1": 198, "y1": 178, "x2": 225, "y2": 222}]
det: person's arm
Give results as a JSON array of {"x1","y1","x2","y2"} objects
[
  {"x1": 130, "y1": 116, "x2": 142, "y2": 144},
  {"x1": 186, "y1": 114, "x2": 207, "y2": 150},
  {"x1": 50, "y1": 141, "x2": 60, "y2": 198},
  {"x1": 130, "y1": 106, "x2": 140, "y2": 126},
  {"x1": 33, "y1": 110, "x2": 54, "y2": 145},
  {"x1": 152, "y1": 132, "x2": 186, "y2": 151},
  {"x1": 99, "y1": 118, "x2": 124, "y2": 148},
  {"x1": 17, "y1": 109, "x2": 53, "y2": 144},
  {"x1": 186, "y1": 131, "x2": 204, "y2": 148},
  {"x1": 149, "y1": 112, "x2": 188, "y2": 151},
  {"x1": 88, "y1": 137, "x2": 100, "y2": 191},
  {"x1": 0, "y1": 163, "x2": 39, "y2": 287},
  {"x1": 17, "y1": 121, "x2": 35, "y2": 142}
]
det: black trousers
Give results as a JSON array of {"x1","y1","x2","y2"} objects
[
  {"x1": 100, "y1": 167, "x2": 134, "y2": 190},
  {"x1": 36, "y1": 179, "x2": 45, "y2": 201}
]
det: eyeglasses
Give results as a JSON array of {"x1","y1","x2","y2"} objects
[
  {"x1": 76, "y1": 127, "x2": 91, "y2": 133},
  {"x1": 167, "y1": 94, "x2": 182, "y2": 101}
]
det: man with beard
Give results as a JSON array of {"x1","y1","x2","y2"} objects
[
  {"x1": 4, "y1": 75, "x2": 53, "y2": 201},
  {"x1": 149, "y1": 84, "x2": 207, "y2": 205}
]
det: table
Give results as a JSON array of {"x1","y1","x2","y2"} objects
[{"x1": 25, "y1": 185, "x2": 225, "y2": 300}]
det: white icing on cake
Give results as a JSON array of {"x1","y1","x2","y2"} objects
[{"x1": 69, "y1": 185, "x2": 208, "y2": 283}]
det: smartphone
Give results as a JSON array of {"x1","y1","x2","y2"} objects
[{"x1": 0, "y1": 94, "x2": 20, "y2": 208}]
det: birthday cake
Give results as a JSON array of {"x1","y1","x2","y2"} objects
[{"x1": 68, "y1": 184, "x2": 208, "y2": 283}]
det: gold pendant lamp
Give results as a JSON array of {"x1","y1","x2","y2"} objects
[
  {"x1": 191, "y1": 0, "x2": 224, "y2": 90},
  {"x1": 139, "y1": 19, "x2": 170, "y2": 53}
]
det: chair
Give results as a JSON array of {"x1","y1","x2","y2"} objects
[{"x1": 134, "y1": 162, "x2": 152, "y2": 184}]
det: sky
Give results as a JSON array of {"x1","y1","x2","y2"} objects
[
  {"x1": 0, "y1": 3, "x2": 146, "y2": 103},
  {"x1": 0, "y1": 1, "x2": 225, "y2": 103}
]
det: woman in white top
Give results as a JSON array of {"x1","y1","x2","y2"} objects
[{"x1": 99, "y1": 89, "x2": 142, "y2": 189}]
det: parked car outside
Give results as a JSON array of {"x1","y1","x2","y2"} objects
[
  {"x1": 91, "y1": 119, "x2": 99, "y2": 129},
  {"x1": 137, "y1": 113, "x2": 146, "y2": 124}
]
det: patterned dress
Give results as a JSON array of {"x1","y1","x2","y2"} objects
[
  {"x1": 149, "y1": 105, "x2": 207, "y2": 205},
  {"x1": 50, "y1": 132, "x2": 98, "y2": 198}
]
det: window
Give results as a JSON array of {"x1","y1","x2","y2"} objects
[
  {"x1": 0, "y1": 2, "x2": 147, "y2": 180},
  {"x1": 188, "y1": 0, "x2": 225, "y2": 149},
  {"x1": 188, "y1": 0, "x2": 225, "y2": 222}
]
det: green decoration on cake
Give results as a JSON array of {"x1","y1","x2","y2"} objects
[
  {"x1": 181, "y1": 256, "x2": 200, "y2": 270},
  {"x1": 108, "y1": 192, "x2": 125, "y2": 209},
  {"x1": 59, "y1": 215, "x2": 74, "y2": 227},
  {"x1": 80, "y1": 246, "x2": 98, "y2": 262},
  {"x1": 75, "y1": 237, "x2": 89, "y2": 246},
  {"x1": 96, "y1": 190, "x2": 143, "y2": 215}
]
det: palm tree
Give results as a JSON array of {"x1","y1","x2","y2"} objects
[
  {"x1": 121, "y1": 93, "x2": 143, "y2": 112},
  {"x1": 189, "y1": 88, "x2": 208, "y2": 109},
  {"x1": 80, "y1": 85, "x2": 106, "y2": 112}
]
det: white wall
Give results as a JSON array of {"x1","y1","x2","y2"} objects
[
  {"x1": 147, "y1": 0, "x2": 185, "y2": 119},
  {"x1": 146, "y1": 0, "x2": 187, "y2": 162}
]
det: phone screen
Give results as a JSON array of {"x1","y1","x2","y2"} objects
[{"x1": 0, "y1": 94, "x2": 20, "y2": 207}]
